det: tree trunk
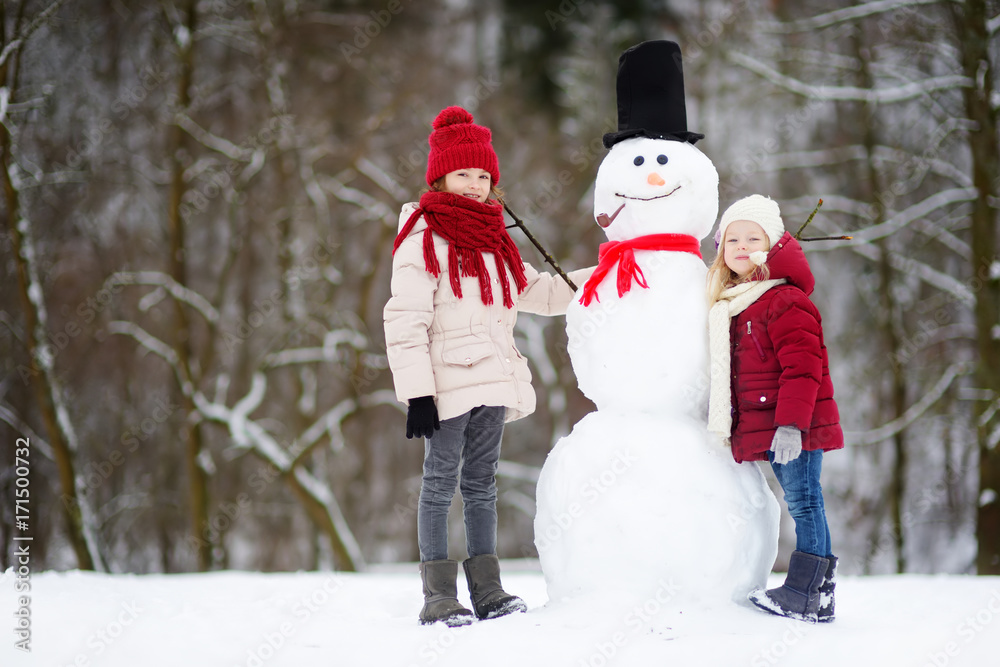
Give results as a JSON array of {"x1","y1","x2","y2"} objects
[
  {"x1": 1, "y1": 0, "x2": 101, "y2": 572},
  {"x1": 856, "y1": 31, "x2": 907, "y2": 572},
  {"x1": 951, "y1": 0, "x2": 1000, "y2": 575},
  {"x1": 166, "y1": 0, "x2": 212, "y2": 571}
]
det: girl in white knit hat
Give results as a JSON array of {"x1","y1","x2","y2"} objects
[{"x1": 706, "y1": 194, "x2": 844, "y2": 623}]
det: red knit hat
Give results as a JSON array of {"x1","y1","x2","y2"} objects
[{"x1": 425, "y1": 106, "x2": 500, "y2": 187}]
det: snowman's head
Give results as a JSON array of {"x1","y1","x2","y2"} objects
[{"x1": 593, "y1": 137, "x2": 719, "y2": 242}]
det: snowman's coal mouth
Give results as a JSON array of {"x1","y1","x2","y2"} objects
[{"x1": 615, "y1": 185, "x2": 681, "y2": 201}]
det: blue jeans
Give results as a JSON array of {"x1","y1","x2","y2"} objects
[
  {"x1": 417, "y1": 405, "x2": 505, "y2": 562},
  {"x1": 768, "y1": 448, "x2": 833, "y2": 558}
]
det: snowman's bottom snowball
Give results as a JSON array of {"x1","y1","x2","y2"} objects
[{"x1": 534, "y1": 411, "x2": 779, "y2": 607}]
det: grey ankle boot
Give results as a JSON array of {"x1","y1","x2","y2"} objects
[
  {"x1": 419, "y1": 560, "x2": 474, "y2": 626},
  {"x1": 817, "y1": 555, "x2": 837, "y2": 623},
  {"x1": 462, "y1": 554, "x2": 527, "y2": 620},
  {"x1": 749, "y1": 550, "x2": 829, "y2": 623}
]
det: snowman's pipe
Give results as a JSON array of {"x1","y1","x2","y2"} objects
[{"x1": 499, "y1": 198, "x2": 578, "y2": 291}]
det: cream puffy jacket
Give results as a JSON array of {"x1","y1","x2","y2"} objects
[{"x1": 384, "y1": 202, "x2": 595, "y2": 423}]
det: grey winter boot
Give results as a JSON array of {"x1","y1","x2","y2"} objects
[
  {"x1": 817, "y1": 555, "x2": 837, "y2": 623},
  {"x1": 462, "y1": 554, "x2": 528, "y2": 620},
  {"x1": 749, "y1": 550, "x2": 830, "y2": 623},
  {"x1": 419, "y1": 560, "x2": 474, "y2": 626}
]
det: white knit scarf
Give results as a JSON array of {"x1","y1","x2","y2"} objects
[{"x1": 707, "y1": 279, "x2": 786, "y2": 443}]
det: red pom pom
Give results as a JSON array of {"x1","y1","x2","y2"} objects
[{"x1": 432, "y1": 106, "x2": 473, "y2": 129}]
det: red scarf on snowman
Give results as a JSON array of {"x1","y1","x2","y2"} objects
[
  {"x1": 393, "y1": 191, "x2": 528, "y2": 308},
  {"x1": 579, "y1": 233, "x2": 702, "y2": 306}
]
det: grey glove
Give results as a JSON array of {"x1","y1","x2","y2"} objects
[{"x1": 770, "y1": 426, "x2": 803, "y2": 465}]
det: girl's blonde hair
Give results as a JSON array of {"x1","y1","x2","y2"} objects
[{"x1": 706, "y1": 241, "x2": 771, "y2": 305}]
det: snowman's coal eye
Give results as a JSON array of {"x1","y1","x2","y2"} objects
[
  {"x1": 657, "y1": 155, "x2": 668, "y2": 165},
  {"x1": 633, "y1": 156, "x2": 644, "y2": 166}
]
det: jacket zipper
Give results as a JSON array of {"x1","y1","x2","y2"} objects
[{"x1": 747, "y1": 321, "x2": 766, "y2": 360}]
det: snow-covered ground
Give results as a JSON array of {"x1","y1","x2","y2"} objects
[{"x1": 3, "y1": 562, "x2": 999, "y2": 667}]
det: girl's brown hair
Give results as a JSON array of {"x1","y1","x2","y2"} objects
[{"x1": 427, "y1": 176, "x2": 504, "y2": 200}]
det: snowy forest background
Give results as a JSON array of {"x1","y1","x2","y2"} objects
[{"x1": 1, "y1": 0, "x2": 998, "y2": 578}]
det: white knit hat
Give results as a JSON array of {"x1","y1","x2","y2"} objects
[{"x1": 716, "y1": 194, "x2": 785, "y2": 249}]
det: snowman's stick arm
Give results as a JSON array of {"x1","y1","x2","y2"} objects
[
  {"x1": 793, "y1": 198, "x2": 854, "y2": 242},
  {"x1": 499, "y1": 198, "x2": 578, "y2": 291},
  {"x1": 794, "y1": 198, "x2": 824, "y2": 239}
]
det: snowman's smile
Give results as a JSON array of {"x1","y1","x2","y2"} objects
[{"x1": 615, "y1": 185, "x2": 682, "y2": 201}]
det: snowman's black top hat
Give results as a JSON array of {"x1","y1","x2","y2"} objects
[{"x1": 603, "y1": 40, "x2": 704, "y2": 149}]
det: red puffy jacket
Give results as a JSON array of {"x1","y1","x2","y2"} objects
[{"x1": 729, "y1": 232, "x2": 843, "y2": 463}]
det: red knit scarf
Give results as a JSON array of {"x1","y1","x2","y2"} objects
[
  {"x1": 579, "y1": 233, "x2": 703, "y2": 306},
  {"x1": 393, "y1": 191, "x2": 528, "y2": 308}
]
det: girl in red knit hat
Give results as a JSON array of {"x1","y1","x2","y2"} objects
[
  {"x1": 384, "y1": 106, "x2": 594, "y2": 626},
  {"x1": 706, "y1": 194, "x2": 844, "y2": 623}
]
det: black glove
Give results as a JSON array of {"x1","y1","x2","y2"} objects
[{"x1": 406, "y1": 396, "x2": 439, "y2": 439}]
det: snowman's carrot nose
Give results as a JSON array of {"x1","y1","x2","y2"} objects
[{"x1": 647, "y1": 172, "x2": 665, "y2": 186}]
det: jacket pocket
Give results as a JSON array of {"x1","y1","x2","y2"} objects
[
  {"x1": 441, "y1": 339, "x2": 495, "y2": 367},
  {"x1": 746, "y1": 321, "x2": 766, "y2": 361},
  {"x1": 739, "y1": 387, "x2": 778, "y2": 410}
]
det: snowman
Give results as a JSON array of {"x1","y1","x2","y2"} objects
[{"x1": 534, "y1": 41, "x2": 779, "y2": 609}]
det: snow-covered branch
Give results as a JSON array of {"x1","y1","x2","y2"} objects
[
  {"x1": 356, "y1": 157, "x2": 410, "y2": 202},
  {"x1": 764, "y1": 144, "x2": 972, "y2": 188},
  {"x1": 847, "y1": 188, "x2": 978, "y2": 244},
  {"x1": 987, "y1": 12, "x2": 1000, "y2": 35},
  {"x1": 301, "y1": 157, "x2": 331, "y2": 231},
  {"x1": 321, "y1": 172, "x2": 397, "y2": 224},
  {"x1": 106, "y1": 321, "x2": 193, "y2": 397},
  {"x1": 293, "y1": 397, "x2": 357, "y2": 462},
  {"x1": 0, "y1": 0, "x2": 70, "y2": 70},
  {"x1": 781, "y1": 195, "x2": 976, "y2": 304},
  {"x1": 192, "y1": 385, "x2": 366, "y2": 571},
  {"x1": 263, "y1": 329, "x2": 369, "y2": 368},
  {"x1": 0, "y1": 402, "x2": 54, "y2": 460},
  {"x1": 728, "y1": 51, "x2": 971, "y2": 103},
  {"x1": 291, "y1": 466, "x2": 366, "y2": 569},
  {"x1": 759, "y1": 0, "x2": 944, "y2": 33},
  {"x1": 847, "y1": 362, "x2": 972, "y2": 446},
  {"x1": 175, "y1": 112, "x2": 252, "y2": 161},
  {"x1": 289, "y1": 390, "x2": 397, "y2": 465},
  {"x1": 109, "y1": 271, "x2": 220, "y2": 324}
]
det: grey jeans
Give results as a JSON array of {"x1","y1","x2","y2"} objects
[{"x1": 417, "y1": 405, "x2": 505, "y2": 562}]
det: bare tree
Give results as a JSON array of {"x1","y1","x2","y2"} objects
[{"x1": 1, "y1": 0, "x2": 103, "y2": 572}]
